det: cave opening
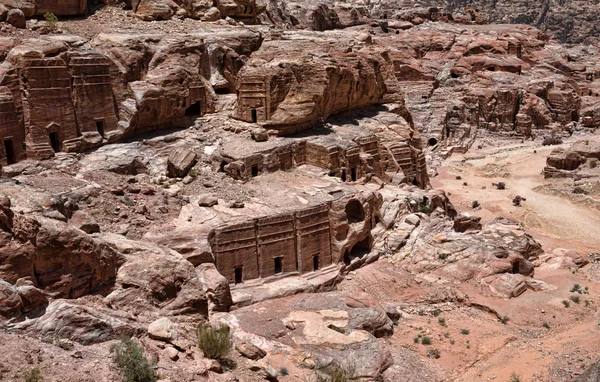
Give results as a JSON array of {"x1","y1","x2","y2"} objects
[
  {"x1": 345, "y1": 199, "x2": 365, "y2": 223},
  {"x1": 185, "y1": 102, "x2": 201, "y2": 118},
  {"x1": 428, "y1": 137, "x2": 438, "y2": 146},
  {"x1": 3, "y1": 139, "x2": 16, "y2": 165}
]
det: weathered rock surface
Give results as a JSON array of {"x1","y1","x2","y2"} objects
[{"x1": 167, "y1": 148, "x2": 197, "y2": 178}]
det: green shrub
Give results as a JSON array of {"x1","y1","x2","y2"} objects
[
  {"x1": 110, "y1": 337, "x2": 157, "y2": 382},
  {"x1": 573, "y1": 187, "x2": 588, "y2": 195},
  {"x1": 25, "y1": 368, "x2": 43, "y2": 382},
  {"x1": 460, "y1": 328, "x2": 470, "y2": 335},
  {"x1": 438, "y1": 317, "x2": 446, "y2": 327},
  {"x1": 314, "y1": 363, "x2": 355, "y2": 382},
  {"x1": 413, "y1": 336, "x2": 420, "y2": 344},
  {"x1": 570, "y1": 295, "x2": 580, "y2": 304},
  {"x1": 500, "y1": 316, "x2": 509, "y2": 324},
  {"x1": 571, "y1": 284, "x2": 581, "y2": 292},
  {"x1": 510, "y1": 372, "x2": 522, "y2": 382},
  {"x1": 438, "y1": 253, "x2": 449, "y2": 261},
  {"x1": 123, "y1": 195, "x2": 135, "y2": 206},
  {"x1": 542, "y1": 322, "x2": 550, "y2": 329},
  {"x1": 591, "y1": 160, "x2": 597, "y2": 168},
  {"x1": 197, "y1": 324, "x2": 232, "y2": 360},
  {"x1": 472, "y1": 200, "x2": 480, "y2": 209},
  {"x1": 43, "y1": 12, "x2": 58, "y2": 31},
  {"x1": 280, "y1": 367, "x2": 289, "y2": 376},
  {"x1": 496, "y1": 182, "x2": 506, "y2": 190},
  {"x1": 456, "y1": 175, "x2": 462, "y2": 180},
  {"x1": 427, "y1": 349, "x2": 441, "y2": 359},
  {"x1": 421, "y1": 336, "x2": 432, "y2": 345},
  {"x1": 562, "y1": 300, "x2": 570, "y2": 308}
]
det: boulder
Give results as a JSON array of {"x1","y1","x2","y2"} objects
[
  {"x1": 18, "y1": 301, "x2": 141, "y2": 344},
  {"x1": 167, "y1": 148, "x2": 198, "y2": 178},
  {"x1": 0, "y1": 279, "x2": 22, "y2": 319},
  {"x1": 197, "y1": 263, "x2": 232, "y2": 312},
  {"x1": 251, "y1": 127, "x2": 268, "y2": 142},
  {"x1": 198, "y1": 195, "x2": 218, "y2": 207},
  {"x1": 148, "y1": 317, "x2": 178, "y2": 342},
  {"x1": 6, "y1": 8, "x2": 25, "y2": 28},
  {"x1": 236, "y1": 341, "x2": 266, "y2": 360},
  {"x1": 70, "y1": 210, "x2": 100, "y2": 234}
]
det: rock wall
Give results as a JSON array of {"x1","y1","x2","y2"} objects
[
  {"x1": 0, "y1": 28, "x2": 262, "y2": 166},
  {"x1": 0, "y1": 0, "x2": 87, "y2": 17}
]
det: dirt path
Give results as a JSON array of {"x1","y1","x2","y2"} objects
[{"x1": 431, "y1": 138, "x2": 600, "y2": 253}]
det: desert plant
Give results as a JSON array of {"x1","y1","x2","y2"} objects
[
  {"x1": 438, "y1": 317, "x2": 446, "y2": 327},
  {"x1": 562, "y1": 300, "x2": 570, "y2": 308},
  {"x1": 496, "y1": 182, "x2": 506, "y2": 190},
  {"x1": 500, "y1": 316, "x2": 510, "y2": 324},
  {"x1": 456, "y1": 175, "x2": 462, "y2": 180},
  {"x1": 110, "y1": 337, "x2": 158, "y2": 382},
  {"x1": 122, "y1": 195, "x2": 135, "y2": 206},
  {"x1": 427, "y1": 349, "x2": 441, "y2": 359},
  {"x1": 421, "y1": 336, "x2": 432, "y2": 345},
  {"x1": 460, "y1": 328, "x2": 470, "y2": 335},
  {"x1": 197, "y1": 324, "x2": 232, "y2": 360},
  {"x1": 542, "y1": 137, "x2": 563, "y2": 146},
  {"x1": 573, "y1": 186, "x2": 588, "y2": 195},
  {"x1": 510, "y1": 372, "x2": 522, "y2": 382},
  {"x1": 413, "y1": 336, "x2": 420, "y2": 344},
  {"x1": 472, "y1": 200, "x2": 480, "y2": 209},
  {"x1": 280, "y1": 367, "x2": 289, "y2": 376},
  {"x1": 542, "y1": 322, "x2": 550, "y2": 329},
  {"x1": 438, "y1": 253, "x2": 449, "y2": 261},
  {"x1": 43, "y1": 12, "x2": 58, "y2": 31},
  {"x1": 512, "y1": 196, "x2": 522, "y2": 206},
  {"x1": 25, "y1": 368, "x2": 43, "y2": 382},
  {"x1": 571, "y1": 284, "x2": 581, "y2": 292},
  {"x1": 570, "y1": 295, "x2": 580, "y2": 304},
  {"x1": 591, "y1": 160, "x2": 598, "y2": 168},
  {"x1": 314, "y1": 362, "x2": 356, "y2": 382}
]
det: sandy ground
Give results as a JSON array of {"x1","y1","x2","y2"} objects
[{"x1": 432, "y1": 136, "x2": 600, "y2": 253}]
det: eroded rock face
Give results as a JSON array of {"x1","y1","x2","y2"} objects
[
  {"x1": 0, "y1": 200, "x2": 123, "y2": 299},
  {"x1": 0, "y1": 27, "x2": 262, "y2": 165},
  {"x1": 0, "y1": 0, "x2": 86, "y2": 17},
  {"x1": 129, "y1": 0, "x2": 266, "y2": 21},
  {"x1": 396, "y1": 215, "x2": 545, "y2": 298}
]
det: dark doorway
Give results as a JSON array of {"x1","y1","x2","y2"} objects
[
  {"x1": 95, "y1": 119, "x2": 105, "y2": 137},
  {"x1": 274, "y1": 257, "x2": 282, "y2": 274},
  {"x1": 512, "y1": 262, "x2": 520, "y2": 275},
  {"x1": 251, "y1": 165, "x2": 259, "y2": 177},
  {"x1": 251, "y1": 109, "x2": 258, "y2": 123},
  {"x1": 234, "y1": 267, "x2": 243, "y2": 284},
  {"x1": 350, "y1": 167, "x2": 357, "y2": 181},
  {"x1": 341, "y1": 168, "x2": 347, "y2": 182},
  {"x1": 348, "y1": 237, "x2": 371, "y2": 260},
  {"x1": 3, "y1": 139, "x2": 16, "y2": 165},
  {"x1": 345, "y1": 199, "x2": 365, "y2": 223},
  {"x1": 185, "y1": 102, "x2": 201, "y2": 117},
  {"x1": 428, "y1": 137, "x2": 438, "y2": 146},
  {"x1": 313, "y1": 255, "x2": 319, "y2": 271},
  {"x1": 49, "y1": 132, "x2": 60, "y2": 152}
]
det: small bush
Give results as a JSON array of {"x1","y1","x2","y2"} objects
[
  {"x1": 500, "y1": 316, "x2": 510, "y2": 324},
  {"x1": 542, "y1": 137, "x2": 563, "y2": 146},
  {"x1": 110, "y1": 337, "x2": 158, "y2": 382},
  {"x1": 438, "y1": 317, "x2": 446, "y2": 327},
  {"x1": 472, "y1": 200, "x2": 480, "y2": 209},
  {"x1": 421, "y1": 336, "x2": 432, "y2": 345},
  {"x1": 25, "y1": 368, "x2": 43, "y2": 382},
  {"x1": 418, "y1": 204, "x2": 432, "y2": 214},
  {"x1": 426, "y1": 349, "x2": 441, "y2": 359},
  {"x1": 314, "y1": 363, "x2": 355, "y2": 382},
  {"x1": 463, "y1": 182, "x2": 468, "y2": 186},
  {"x1": 456, "y1": 175, "x2": 462, "y2": 180},
  {"x1": 510, "y1": 372, "x2": 522, "y2": 382},
  {"x1": 571, "y1": 284, "x2": 581, "y2": 292},
  {"x1": 570, "y1": 295, "x2": 580, "y2": 304},
  {"x1": 123, "y1": 196, "x2": 135, "y2": 206},
  {"x1": 562, "y1": 300, "x2": 570, "y2": 308},
  {"x1": 585, "y1": 300, "x2": 591, "y2": 307},
  {"x1": 512, "y1": 196, "x2": 524, "y2": 206},
  {"x1": 432, "y1": 309, "x2": 441, "y2": 317},
  {"x1": 496, "y1": 182, "x2": 506, "y2": 190},
  {"x1": 438, "y1": 253, "x2": 449, "y2": 261},
  {"x1": 197, "y1": 324, "x2": 232, "y2": 360},
  {"x1": 573, "y1": 187, "x2": 588, "y2": 195},
  {"x1": 460, "y1": 328, "x2": 470, "y2": 335},
  {"x1": 542, "y1": 322, "x2": 550, "y2": 329},
  {"x1": 591, "y1": 160, "x2": 598, "y2": 169},
  {"x1": 413, "y1": 337, "x2": 420, "y2": 344},
  {"x1": 280, "y1": 367, "x2": 289, "y2": 376},
  {"x1": 43, "y1": 12, "x2": 58, "y2": 31}
]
